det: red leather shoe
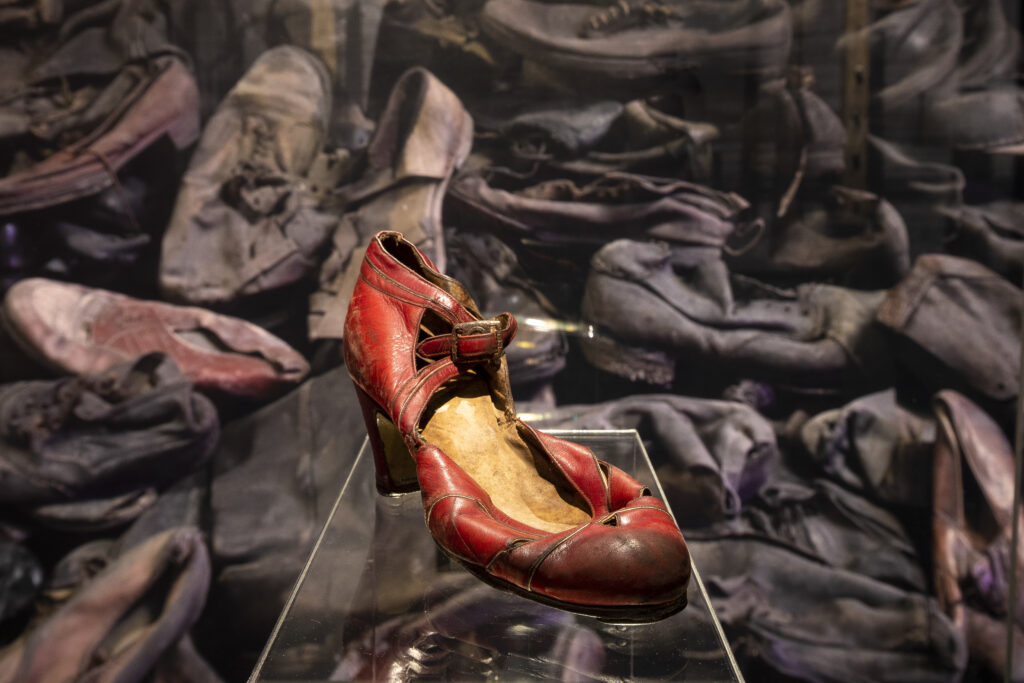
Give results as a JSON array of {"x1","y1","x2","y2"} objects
[{"x1": 344, "y1": 231, "x2": 691, "y2": 621}]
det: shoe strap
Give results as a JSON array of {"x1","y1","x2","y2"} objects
[{"x1": 416, "y1": 313, "x2": 517, "y2": 365}]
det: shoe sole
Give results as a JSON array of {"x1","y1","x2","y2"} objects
[{"x1": 442, "y1": 541, "x2": 689, "y2": 624}]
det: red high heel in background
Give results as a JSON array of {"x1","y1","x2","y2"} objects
[{"x1": 344, "y1": 231, "x2": 691, "y2": 621}]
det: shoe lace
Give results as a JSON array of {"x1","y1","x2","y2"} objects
[{"x1": 578, "y1": 0, "x2": 679, "y2": 38}]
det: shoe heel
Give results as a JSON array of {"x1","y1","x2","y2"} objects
[
  {"x1": 579, "y1": 334, "x2": 677, "y2": 386},
  {"x1": 355, "y1": 385, "x2": 419, "y2": 495}
]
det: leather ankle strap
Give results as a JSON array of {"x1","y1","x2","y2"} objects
[{"x1": 416, "y1": 313, "x2": 518, "y2": 365}]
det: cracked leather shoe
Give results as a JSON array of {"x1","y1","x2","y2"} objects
[
  {"x1": 344, "y1": 231, "x2": 690, "y2": 621},
  {"x1": 2, "y1": 278, "x2": 309, "y2": 399}
]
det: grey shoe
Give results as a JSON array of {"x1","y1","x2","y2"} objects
[
  {"x1": 725, "y1": 185, "x2": 910, "y2": 289},
  {"x1": 474, "y1": 96, "x2": 719, "y2": 181},
  {"x1": 944, "y1": 200, "x2": 1024, "y2": 283},
  {"x1": 478, "y1": 0, "x2": 793, "y2": 80},
  {"x1": 0, "y1": 527, "x2": 211, "y2": 683},
  {"x1": 448, "y1": 171, "x2": 754, "y2": 255},
  {"x1": 160, "y1": 46, "x2": 336, "y2": 307},
  {"x1": 579, "y1": 239, "x2": 892, "y2": 394}
]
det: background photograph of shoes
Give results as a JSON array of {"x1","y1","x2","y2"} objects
[{"x1": 0, "y1": 0, "x2": 1022, "y2": 680}]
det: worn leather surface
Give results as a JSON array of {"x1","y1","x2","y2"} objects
[
  {"x1": 2, "y1": 278, "x2": 309, "y2": 399},
  {"x1": 800, "y1": 389, "x2": 936, "y2": 508},
  {"x1": 309, "y1": 67, "x2": 473, "y2": 340},
  {"x1": 343, "y1": 231, "x2": 690, "y2": 613},
  {"x1": 580, "y1": 238, "x2": 893, "y2": 393}
]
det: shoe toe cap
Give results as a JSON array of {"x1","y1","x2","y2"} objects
[{"x1": 526, "y1": 521, "x2": 691, "y2": 610}]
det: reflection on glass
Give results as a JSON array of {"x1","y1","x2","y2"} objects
[{"x1": 252, "y1": 431, "x2": 742, "y2": 682}]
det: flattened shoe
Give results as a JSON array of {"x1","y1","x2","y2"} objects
[
  {"x1": 0, "y1": 56, "x2": 199, "y2": 215},
  {"x1": 445, "y1": 229, "x2": 569, "y2": 386},
  {"x1": 478, "y1": 0, "x2": 793, "y2": 80},
  {"x1": 2, "y1": 278, "x2": 309, "y2": 399},
  {"x1": 160, "y1": 46, "x2": 336, "y2": 306}
]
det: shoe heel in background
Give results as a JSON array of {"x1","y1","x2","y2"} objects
[{"x1": 355, "y1": 385, "x2": 419, "y2": 495}]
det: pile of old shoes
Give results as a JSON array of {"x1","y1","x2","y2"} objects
[{"x1": 0, "y1": 0, "x2": 1021, "y2": 681}]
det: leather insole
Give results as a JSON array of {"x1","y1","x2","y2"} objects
[{"x1": 421, "y1": 376, "x2": 590, "y2": 533}]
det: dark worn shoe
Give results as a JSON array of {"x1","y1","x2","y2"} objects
[
  {"x1": 691, "y1": 478, "x2": 926, "y2": 591},
  {"x1": 944, "y1": 201, "x2": 1024, "y2": 283},
  {"x1": 579, "y1": 239, "x2": 892, "y2": 394},
  {"x1": 448, "y1": 171, "x2": 755, "y2": 257},
  {"x1": 308, "y1": 67, "x2": 473, "y2": 340},
  {"x1": 2, "y1": 278, "x2": 309, "y2": 399},
  {"x1": 0, "y1": 527, "x2": 210, "y2": 683},
  {"x1": 473, "y1": 95, "x2": 719, "y2": 182},
  {"x1": 160, "y1": 46, "x2": 336, "y2": 307},
  {"x1": 478, "y1": 0, "x2": 793, "y2": 80},
  {"x1": 725, "y1": 185, "x2": 910, "y2": 289},
  {"x1": 877, "y1": 255, "x2": 1021, "y2": 407},
  {"x1": 687, "y1": 535, "x2": 966, "y2": 681},
  {"x1": 0, "y1": 0, "x2": 200, "y2": 293},
  {"x1": 0, "y1": 354, "x2": 217, "y2": 520},
  {"x1": 0, "y1": 57, "x2": 199, "y2": 215}
]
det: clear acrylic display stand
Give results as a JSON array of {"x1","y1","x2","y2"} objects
[{"x1": 250, "y1": 430, "x2": 744, "y2": 682}]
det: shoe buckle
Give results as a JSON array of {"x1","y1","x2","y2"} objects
[{"x1": 451, "y1": 319, "x2": 505, "y2": 365}]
